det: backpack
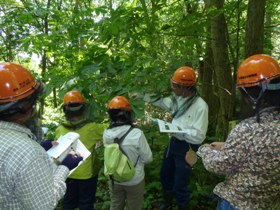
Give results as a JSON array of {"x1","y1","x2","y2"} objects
[{"x1": 104, "y1": 126, "x2": 139, "y2": 183}]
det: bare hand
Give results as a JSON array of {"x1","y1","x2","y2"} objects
[
  {"x1": 69, "y1": 150, "x2": 83, "y2": 158},
  {"x1": 51, "y1": 140, "x2": 58, "y2": 146},
  {"x1": 210, "y1": 142, "x2": 225, "y2": 150}
]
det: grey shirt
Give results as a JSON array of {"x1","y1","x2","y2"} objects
[{"x1": 103, "y1": 125, "x2": 153, "y2": 186}]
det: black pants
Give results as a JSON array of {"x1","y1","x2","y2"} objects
[
  {"x1": 63, "y1": 176, "x2": 98, "y2": 210},
  {"x1": 160, "y1": 137, "x2": 200, "y2": 207}
]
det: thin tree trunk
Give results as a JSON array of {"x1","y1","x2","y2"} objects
[
  {"x1": 202, "y1": 0, "x2": 219, "y2": 136},
  {"x1": 244, "y1": 0, "x2": 266, "y2": 58},
  {"x1": 210, "y1": 0, "x2": 233, "y2": 138},
  {"x1": 264, "y1": 2, "x2": 272, "y2": 54},
  {"x1": 38, "y1": 0, "x2": 51, "y2": 118},
  {"x1": 232, "y1": 0, "x2": 242, "y2": 118}
]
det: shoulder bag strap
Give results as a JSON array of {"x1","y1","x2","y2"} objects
[
  {"x1": 114, "y1": 126, "x2": 140, "y2": 167},
  {"x1": 114, "y1": 126, "x2": 134, "y2": 156},
  {"x1": 114, "y1": 126, "x2": 134, "y2": 145}
]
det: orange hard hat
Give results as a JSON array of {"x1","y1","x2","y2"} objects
[
  {"x1": 0, "y1": 62, "x2": 40, "y2": 103},
  {"x1": 107, "y1": 96, "x2": 131, "y2": 111},
  {"x1": 63, "y1": 90, "x2": 84, "y2": 105},
  {"x1": 171, "y1": 66, "x2": 196, "y2": 86},
  {"x1": 237, "y1": 54, "x2": 280, "y2": 87}
]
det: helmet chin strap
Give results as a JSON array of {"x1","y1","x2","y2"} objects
[
  {"x1": 241, "y1": 80, "x2": 280, "y2": 123},
  {"x1": 241, "y1": 86, "x2": 264, "y2": 123}
]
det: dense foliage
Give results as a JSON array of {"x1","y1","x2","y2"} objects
[{"x1": 1, "y1": 0, "x2": 279, "y2": 209}]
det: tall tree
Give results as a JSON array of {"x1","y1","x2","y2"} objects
[
  {"x1": 244, "y1": 0, "x2": 266, "y2": 58},
  {"x1": 201, "y1": 0, "x2": 219, "y2": 136},
  {"x1": 210, "y1": 0, "x2": 233, "y2": 138}
]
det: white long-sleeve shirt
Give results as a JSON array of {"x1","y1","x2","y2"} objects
[
  {"x1": 103, "y1": 125, "x2": 153, "y2": 186},
  {"x1": 144, "y1": 94, "x2": 208, "y2": 144}
]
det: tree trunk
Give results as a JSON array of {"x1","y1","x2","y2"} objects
[
  {"x1": 202, "y1": 0, "x2": 219, "y2": 136},
  {"x1": 231, "y1": 0, "x2": 242, "y2": 118},
  {"x1": 264, "y1": 2, "x2": 272, "y2": 54},
  {"x1": 244, "y1": 0, "x2": 266, "y2": 58},
  {"x1": 38, "y1": 0, "x2": 51, "y2": 118},
  {"x1": 210, "y1": 0, "x2": 233, "y2": 138}
]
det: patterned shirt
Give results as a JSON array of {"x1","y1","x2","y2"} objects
[
  {"x1": 199, "y1": 108, "x2": 280, "y2": 210},
  {"x1": 0, "y1": 121, "x2": 69, "y2": 210}
]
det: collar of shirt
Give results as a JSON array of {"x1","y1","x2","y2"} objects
[{"x1": 0, "y1": 120, "x2": 36, "y2": 140}]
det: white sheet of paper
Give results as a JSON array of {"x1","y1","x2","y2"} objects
[
  {"x1": 73, "y1": 139, "x2": 91, "y2": 159},
  {"x1": 156, "y1": 118, "x2": 189, "y2": 133},
  {"x1": 47, "y1": 132, "x2": 79, "y2": 161},
  {"x1": 47, "y1": 132, "x2": 91, "y2": 175},
  {"x1": 69, "y1": 139, "x2": 91, "y2": 174}
]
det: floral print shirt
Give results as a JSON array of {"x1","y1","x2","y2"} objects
[{"x1": 199, "y1": 108, "x2": 280, "y2": 210}]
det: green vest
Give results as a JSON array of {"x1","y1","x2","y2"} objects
[{"x1": 55, "y1": 120, "x2": 106, "y2": 179}]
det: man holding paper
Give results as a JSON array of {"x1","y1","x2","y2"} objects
[{"x1": 142, "y1": 66, "x2": 208, "y2": 210}]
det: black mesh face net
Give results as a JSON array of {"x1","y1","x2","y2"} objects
[
  {"x1": 63, "y1": 103, "x2": 85, "y2": 120},
  {"x1": 240, "y1": 77, "x2": 280, "y2": 122},
  {"x1": 108, "y1": 109, "x2": 133, "y2": 128},
  {"x1": 0, "y1": 90, "x2": 39, "y2": 118}
]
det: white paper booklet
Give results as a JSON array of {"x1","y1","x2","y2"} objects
[
  {"x1": 47, "y1": 132, "x2": 91, "y2": 174},
  {"x1": 154, "y1": 118, "x2": 189, "y2": 133}
]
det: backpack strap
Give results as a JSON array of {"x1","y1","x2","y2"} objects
[
  {"x1": 114, "y1": 126, "x2": 134, "y2": 145},
  {"x1": 114, "y1": 126, "x2": 140, "y2": 167},
  {"x1": 110, "y1": 126, "x2": 134, "y2": 186},
  {"x1": 134, "y1": 156, "x2": 140, "y2": 167}
]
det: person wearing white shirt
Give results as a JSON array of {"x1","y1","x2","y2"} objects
[{"x1": 143, "y1": 66, "x2": 208, "y2": 210}]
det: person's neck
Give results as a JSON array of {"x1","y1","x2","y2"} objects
[
  {"x1": 182, "y1": 91, "x2": 194, "y2": 98},
  {"x1": 8, "y1": 112, "x2": 32, "y2": 125}
]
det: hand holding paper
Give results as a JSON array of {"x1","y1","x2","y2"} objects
[
  {"x1": 61, "y1": 153, "x2": 83, "y2": 170},
  {"x1": 155, "y1": 118, "x2": 189, "y2": 133},
  {"x1": 46, "y1": 132, "x2": 91, "y2": 175},
  {"x1": 40, "y1": 139, "x2": 58, "y2": 151}
]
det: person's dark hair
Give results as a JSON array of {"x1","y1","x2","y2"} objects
[{"x1": 108, "y1": 109, "x2": 133, "y2": 128}]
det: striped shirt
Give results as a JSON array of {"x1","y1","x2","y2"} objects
[{"x1": 0, "y1": 121, "x2": 69, "y2": 210}]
